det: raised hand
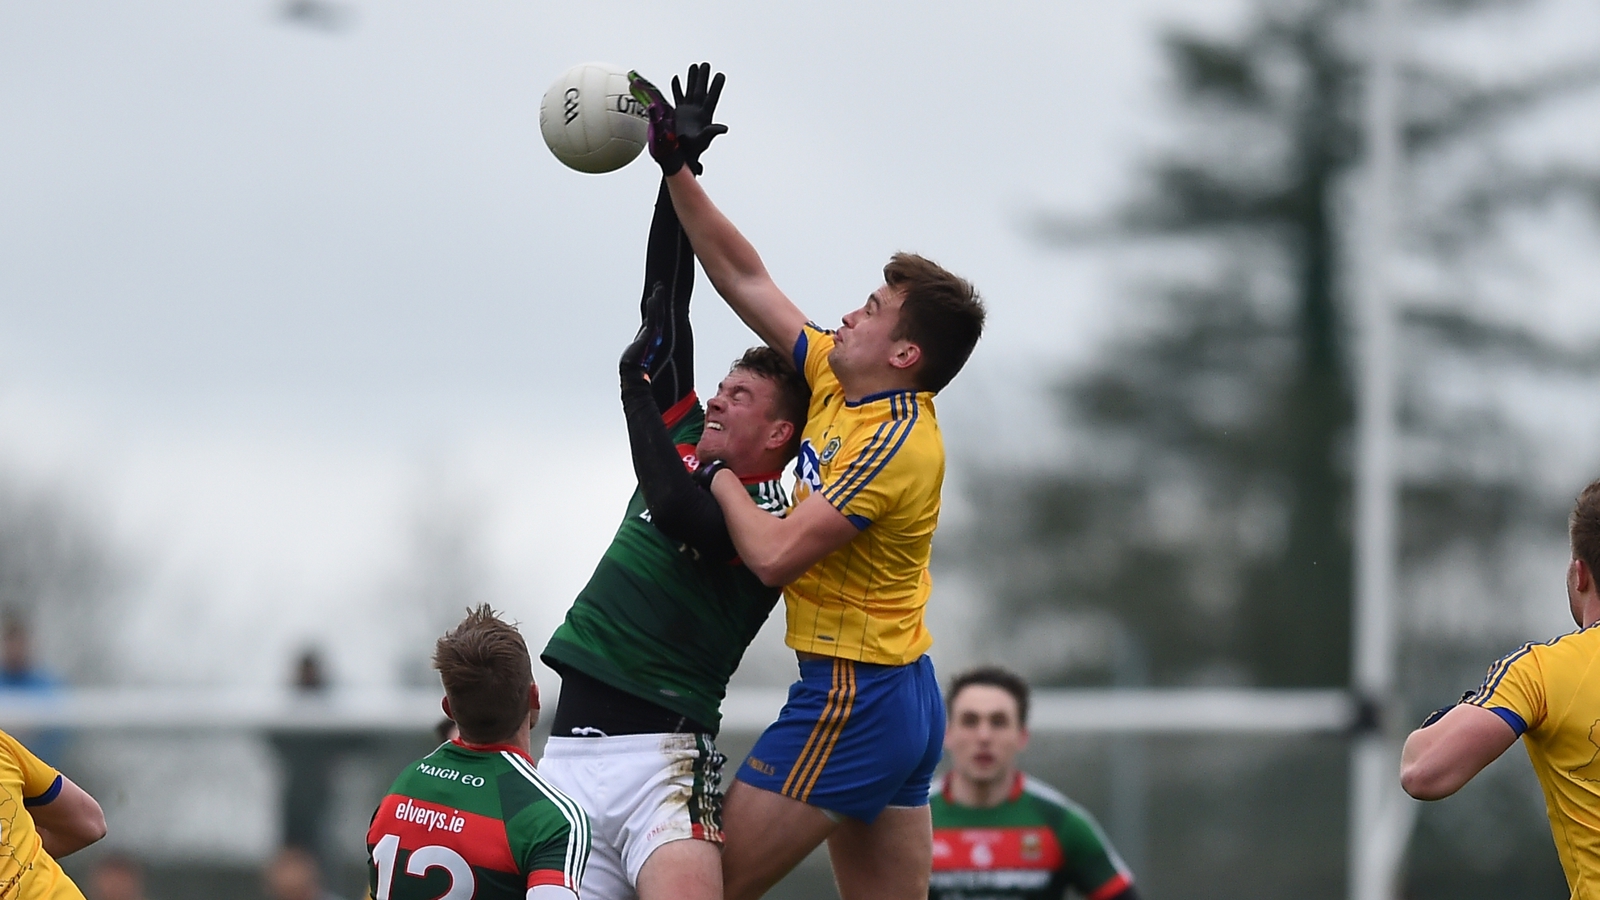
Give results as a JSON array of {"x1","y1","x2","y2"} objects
[
  {"x1": 629, "y1": 65, "x2": 728, "y2": 176},
  {"x1": 670, "y1": 62, "x2": 728, "y2": 176},
  {"x1": 620, "y1": 282, "x2": 671, "y2": 385}
]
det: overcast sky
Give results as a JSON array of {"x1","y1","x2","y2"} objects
[
  {"x1": 0, "y1": 0, "x2": 1225, "y2": 688},
  {"x1": 2, "y1": 0, "x2": 1595, "y2": 689}
]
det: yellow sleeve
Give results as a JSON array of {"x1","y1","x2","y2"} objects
[
  {"x1": 0, "y1": 729, "x2": 62, "y2": 803},
  {"x1": 794, "y1": 324, "x2": 836, "y2": 394},
  {"x1": 1467, "y1": 643, "x2": 1544, "y2": 737}
]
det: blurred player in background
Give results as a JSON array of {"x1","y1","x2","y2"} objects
[
  {"x1": 931, "y1": 668, "x2": 1138, "y2": 900},
  {"x1": 632, "y1": 64, "x2": 986, "y2": 900},
  {"x1": 1401, "y1": 478, "x2": 1600, "y2": 896},
  {"x1": 261, "y1": 847, "x2": 341, "y2": 900},
  {"x1": 538, "y1": 63, "x2": 808, "y2": 900},
  {"x1": 87, "y1": 853, "x2": 146, "y2": 900},
  {"x1": 0, "y1": 727, "x2": 106, "y2": 899},
  {"x1": 366, "y1": 606, "x2": 588, "y2": 900}
]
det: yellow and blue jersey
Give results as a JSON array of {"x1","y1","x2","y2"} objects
[
  {"x1": 1469, "y1": 622, "x2": 1600, "y2": 898},
  {"x1": 786, "y1": 324, "x2": 944, "y2": 666},
  {"x1": 0, "y1": 728, "x2": 85, "y2": 900}
]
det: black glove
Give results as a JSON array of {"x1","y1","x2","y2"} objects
[
  {"x1": 620, "y1": 282, "x2": 670, "y2": 387},
  {"x1": 690, "y1": 458, "x2": 728, "y2": 490},
  {"x1": 629, "y1": 64, "x2": 728, "y2": 177},
  {"x1": 671, "y1": 63, "x2": 727, "y2": 176},
  {"x1": 1419, "y1": 690, "x2": 1477, "y2": 728}
]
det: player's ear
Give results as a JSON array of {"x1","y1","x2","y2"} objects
[
  {"x1": 441, "y1": 696, "x2": 454, "y2": 721},
  {"x1": 529, "y1": 681, "x2": 541, "y2": 713},
  {"x1": 888, "y1": 340, "x2": 921, "y2": 374},
  {"x1": 766, "y1": 419, "x2": 795, "y2": 452},
  {"x1": 1575, "y1": 558, "x2": 1594, "y2": 595}
]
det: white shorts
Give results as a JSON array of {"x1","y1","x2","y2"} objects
[{"x1": 538, "y1": 733, "x2": 726, "y2": 900}]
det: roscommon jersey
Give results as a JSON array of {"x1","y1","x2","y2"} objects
[
  {"x1": 929, "y1": 772, "x2": 1133, "y2": 900},
  {"x1": 0, "y1": 728, "x2": 85, "y2": 900},
  {"x1": 1468, "y1": 622, "x2": 1600, "y2": 898},
  {"x1": 786, "y1": 324, "x2": 943, "y2": 665},
  {"x1": 541, "y1": 395, "x2": 786, "y2": 733},
  {"x1": 366, "y1": 741, "x2": 589, "y2": 900}
]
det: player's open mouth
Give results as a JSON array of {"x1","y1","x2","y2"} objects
[{"x1": 706, "y1": 422, "x2": 724, "y2": 431}]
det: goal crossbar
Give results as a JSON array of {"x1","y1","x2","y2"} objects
[{"x1": 0, "y1": 687, "x2": 1356, "y2": 735}]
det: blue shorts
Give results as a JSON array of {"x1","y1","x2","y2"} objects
[{"x1": 736, "y1": 654, "x2": 945, "y2": 823}]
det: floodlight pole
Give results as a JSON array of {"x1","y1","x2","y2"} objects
[{"x1": 1350, "y1": 0, "x2": 1416, "y2": 898}]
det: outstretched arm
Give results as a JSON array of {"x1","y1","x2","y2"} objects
[
  {"x1": 620, "y1": 284, "x2": 739, "y2": 562},
  {"x1": 638, "y1": 178, "x2": 697, "y2": 410},
  {"x1": 664, "y1": 169, "x2": 808, "y2": 355},
  {"x1": 1400, "y1": 703, "x2": 1519, "y2": 800},
  {"x1": 630, "y1": 69, "x2": 808, "y2": 355}
]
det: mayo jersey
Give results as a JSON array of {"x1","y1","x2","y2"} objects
[
  {"x1": 786, "y1": 324, "x2": 944, "y2": 665},
  {"x1": 367, "y1": 741, "x2": 588, "y2": 900},
  {"x1": 542, "y1": 395, "x2": 786, "y2": 732},
  {"x1": 1469, "y1": 622, "x2": 1600, "y2": 898},
  {"x1": 0, "y1": 729, "x2": 85, "y2": 900},
  {"x1": 929, "y1": 772, "x2": 1133, "y2": 900}
]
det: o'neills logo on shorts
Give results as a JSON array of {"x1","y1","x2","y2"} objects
[{"x1": 395, "y1": 799, "x2": 466, "y2": 834}]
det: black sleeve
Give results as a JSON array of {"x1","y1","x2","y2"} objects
[
  {"x1": 622, "y1": 379, "x2": 739, "y2": 563},
  {"x1": 639, "y1": 178, "x2": 697, "y2": 411}
]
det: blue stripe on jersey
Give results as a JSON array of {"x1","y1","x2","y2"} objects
[
  {"x1": 845, "y1": 388, "x2": 905, "y2": 407},
  {"x1": 793, "y1": 330, "x2": 811, "y2": 386},
  {"x1": 832, "y1": 395, "x2": 920, "y2": 509},
  {"x1": 1490, "y1": 707, "x2": 1528, "y2": 736},
  {"x1": 825, "y1": 394, "x2": 907, "y2": 507},
  {"x1": 23, "y1": 774, "x2": 61, "y2": 807},
  {"x1": 825, "y1": 417, "x2": 897, "y2": 507},
  {"x1": 1468, "y1": 642, "x2": 1536, "y2": 706}
]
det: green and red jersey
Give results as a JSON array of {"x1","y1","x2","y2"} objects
[
  {"x1": 930, "y1": 772, "x2": 1133, "y2": 900},
  {"x1": 541, "y1": 395, "x2": 786, "y2": 733},
  {"x1": 366, "y1": 741, "x2": 589, "y2": 900}
]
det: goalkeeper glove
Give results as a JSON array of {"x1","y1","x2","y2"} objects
[
  {"x1": 690, "y1": 458, "x2": 728, "y2": 490},
  {"x1": 629, "y1": 65, "x2": 728, "y2": 177},
  {"x1": 1419, "y1": 690, "x2": 1477, "y2": 728},
  {"x1": 620, "y1": 282, "x2": 670, "y2": 386}
]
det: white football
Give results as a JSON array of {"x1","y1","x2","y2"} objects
[{"x1": 539, "y1": 62, "x2": 648, "y2": 174}]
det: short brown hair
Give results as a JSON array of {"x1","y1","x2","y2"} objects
[
  {"x1": 731, "y1": 346, "x2": 810, "y2": 456},
  {"x1": 946, "y1": 665, "x2": 1031, "y2": 726},
  {"x1": 884, "y1": 253, "x2": 985, "y2": 393},
  {"x1": 1572, "y1": 480, "x2": 1600, "y2": 580},
  {"x1": 433, "y1": 605, "x2": 532, "y2": 744}
]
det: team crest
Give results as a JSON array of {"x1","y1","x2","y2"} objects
[
  {"x1": 820, "y1": 437, "x2": 842, "y2": 463},
  {"x1": 1021, "y1": 831, "x2": 1043, "y2": 860}
]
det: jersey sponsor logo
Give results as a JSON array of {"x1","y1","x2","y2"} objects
[
  {"x1": 794, "y1": 440, "x2": 823, "y2": 494},
  {"x1": 394, "y1": 799, "x2": 466, "y2": 834},
  {"x1": 932, "y1": 826, "x2": 1063, "y2": 872},
  {"x1": 417, "y1": 762, "x2": 486, "y2": 787},
  {"x1": 369, "y1": 795, "x2": 518, "y2": 874},
  {"x1": 1021, "y1": 831, "x2": 1043, "y2": 860}
]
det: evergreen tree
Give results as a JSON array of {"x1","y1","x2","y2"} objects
[{"x1": 969, "y1": 0, "x2": 1600, "y2": 688}]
